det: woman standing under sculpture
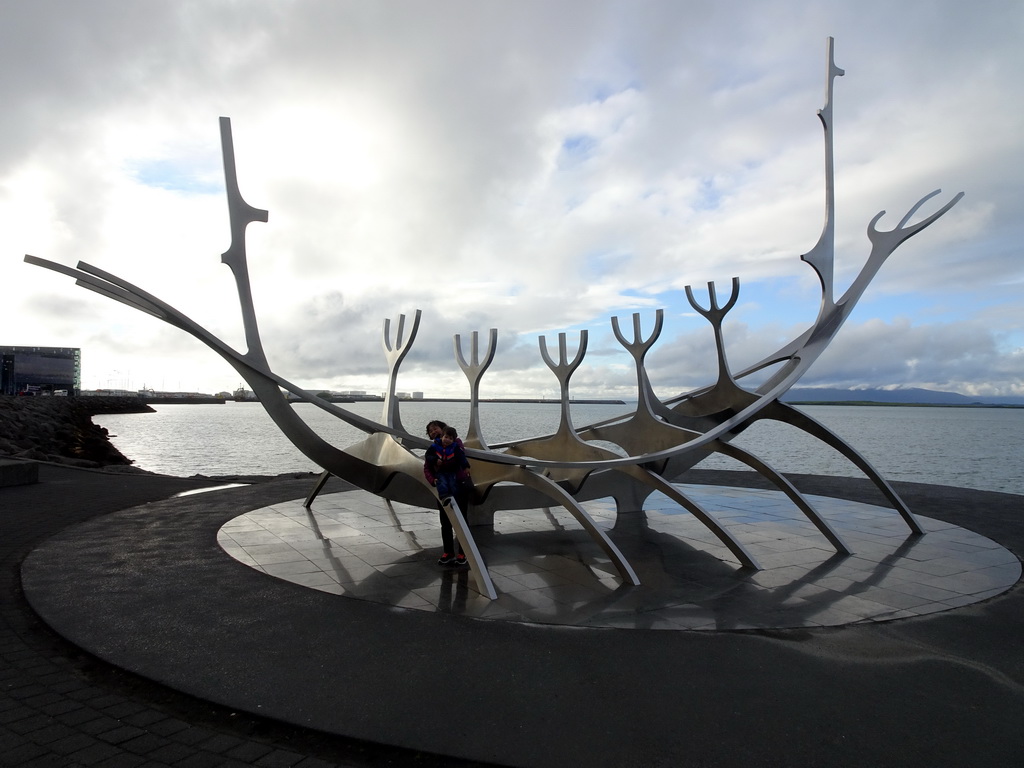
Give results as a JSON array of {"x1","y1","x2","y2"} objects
[{"x1": 423, "y1": 420, "x2": 470, "y2": 568}]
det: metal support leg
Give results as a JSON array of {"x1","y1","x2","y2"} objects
[
  {"x1": 766, "y1": 403, "x2": 925, "y2": 534},
  {"x1": 619, "y1": 467, "x2": 763, "y2": 570},
  {"x1": 303, "y1": 470, "x2": 332, "y2": 509},
  {"x1": 716, "y1": 442, "x2": 854, "y2": 554},
  {"x1": 442, "y1": 496, "x2": 498, "y2": 600}
]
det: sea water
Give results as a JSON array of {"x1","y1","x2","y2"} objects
[{"x1": 94, "y1": 401, "x2": 1024, "y2": 496}]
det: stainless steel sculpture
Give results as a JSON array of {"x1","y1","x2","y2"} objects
[{"x1": 26, "y1": 39, "x2": 962, "y2": 599}]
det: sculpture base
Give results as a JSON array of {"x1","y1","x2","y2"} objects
[{"x1": 217, "y1": 484, "x2": 1018, "y2": 630}]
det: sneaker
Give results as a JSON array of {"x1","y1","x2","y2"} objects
[
  {"x1": 437, "y1": 553, "x2": 455, "y2": 566},
  {"x1": 452, "y1": 555, "x2": 469, "y2": 568}
]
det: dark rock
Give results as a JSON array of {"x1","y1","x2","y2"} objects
[
  {"x1": 0, "y1": 396, "x2": 154, "y2": 467},
  {"x1": 14, "y1": 448, "x2": 48, "y2": 462}
]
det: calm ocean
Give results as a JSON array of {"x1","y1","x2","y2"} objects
[{"x1": 94, "y1": 401, "x2": 1024, "y2": 496}]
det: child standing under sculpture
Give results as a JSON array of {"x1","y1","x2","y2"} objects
[
  {"x1": 431, "y1": 426, "x2": 471, "y2": 499},
  {"x1": 423, "y1": 421, "x2": 471, "y2": 567}
]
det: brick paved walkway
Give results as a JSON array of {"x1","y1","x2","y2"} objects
[{"x1": 1, "y1": 463, "x2": 489, "y2": 767}]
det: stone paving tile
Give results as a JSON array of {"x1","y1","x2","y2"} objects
[
  {"x1": 66, "y1": 741, "x2": 124, "y2": 764},
  {"x1": 92, "y1": 755, "x2": 149, "y2": 768},
  {"x1": 3, "y1": 740, "x2": 50, "y2": 765},
  {"x1": 256, "y1": 748, "x2": 310, "y2": 767},
  {"x1": 225, "y1": 740, "x2": 276, "y2": 762}
]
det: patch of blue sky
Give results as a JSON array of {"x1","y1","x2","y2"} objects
[
  {"x1": 582, "y1": 78, "x2": 642, "y2": 104},
  {"x1": 580, "y1": 248, "x2": 629, "y2": 283},
  {"x1": 564, "y1": 193, "x2": 589, "y2": 213},
  {"x1": 131, "y1": 159, "x2": 222, "y2": 195},
  {"x1": 693, "y1": 177, "x2": 723, "y2": 211},
  {"x1": 617, "y1": 287, "x2": 658, "y2": 303},
  {"x1": 561, "y1": 134, "x2": 597, "y2": 161},
  {"x1": 653, "y1": 276, "x2": 821, "y2": 331},
  {"x1": 996, "y1": 329, "x2": 1024, "y2": 354},
  {"x1": 642, "y1": 288, "x2": 703, "y2": 321}
]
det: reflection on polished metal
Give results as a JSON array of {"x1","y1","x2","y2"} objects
[{"x1": 26, "y1": 39, "x2": 962, "y2": 599}]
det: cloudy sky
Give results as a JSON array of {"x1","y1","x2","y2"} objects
[{"x1": 3, "y1": 1, "x2": 1021, "y2": 400}]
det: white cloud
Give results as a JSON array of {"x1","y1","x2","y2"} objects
[{"x1": 3, "y1": 1, "x2": 1022, "y2": 401}]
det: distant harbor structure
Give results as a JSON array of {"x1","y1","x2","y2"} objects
[
  {"x1": 232, "y1": 385, "x2": 258, "y2": 401},
  {"x1": 80, "y1": 388, "x2": 227, "y2": 405},
  {"x1": 0, "y1": 346, "x2": 80, "y2": 396}
]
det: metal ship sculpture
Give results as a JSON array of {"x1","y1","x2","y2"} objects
[{"x1": 27, "y1": 40, "x2": 962, "y2": 598}]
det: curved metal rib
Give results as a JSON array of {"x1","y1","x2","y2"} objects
[
  {"x1": 381, "y1": 311, "x2": 421, "y2": 433},
  {"x1": 219, "y1": 117, "x2": 271, "y2": 368},
  {"x1": 510, "y1": 466, "x2": 641, "y2": 586},
  {"x1": 760, "y1": 402, "x2": 925, "y2": 534},
  {"x1": 455, "y1": 328, "x2": 498, "y2": 449},
  {"x1": 713, "y1": 441, "x2": 853, "y2": 554},
  {"x1": 613, "y1": 465, "x2": 762, "y2": 569},
  {"x1": 801, "y1": 36, "x2": 844, "y2": 312}
]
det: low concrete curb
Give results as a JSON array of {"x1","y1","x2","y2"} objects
[{"x1": 0, "y1": 458, "x2": 38, "y2": 487}]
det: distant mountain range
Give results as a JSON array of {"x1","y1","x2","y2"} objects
[{"x1": 781, "y1": 387, "x2": 1023, "y2": 406}]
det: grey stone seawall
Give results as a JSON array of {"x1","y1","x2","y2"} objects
[{"x1": 0, "y1": 396, "x2": 152, "y2": 468}]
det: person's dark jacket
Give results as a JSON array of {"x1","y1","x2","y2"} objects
[{"x1": 423, "y1": 437, "x2": 470, "y2": 487}]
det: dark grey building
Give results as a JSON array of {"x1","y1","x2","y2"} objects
[{"x1": 0, "y1": 346, "x2": 81, "y2": 395}]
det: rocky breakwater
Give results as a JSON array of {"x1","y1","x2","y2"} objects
[{"x1": 0, "y1": 396, "x2": 153, "y2": 469}]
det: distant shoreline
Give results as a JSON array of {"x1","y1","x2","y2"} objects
[
  {"x1": 293, "y1": 396, "x2": 626, "y2": 405},
  {"x1": 93, "y1": 394, "x2": 1024, "y2": 409},
  {"x1": 410, "y1": 398, "x2": 626, "y2": 405},
  {"x1": 141, "y1": 396, "x2": 226, "y2": 405},
  {"x1": 787, "y1": 400, "x2": 1024, "y2": 409}
]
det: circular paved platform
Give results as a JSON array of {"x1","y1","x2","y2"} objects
[
  {"x1": 18, "y1": 472, "x2": 1024, "y2": 767},
  {"x1": 219, "y1": 485, "x2": 1018, "y2": 630}
]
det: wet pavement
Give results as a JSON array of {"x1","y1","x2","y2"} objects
[
  {"x1": 4, "y1": 461, "x2": 1024, "y2": 767},
  {"x1": 219, "y1": 486, "x2": 1018, "y2": 630}
]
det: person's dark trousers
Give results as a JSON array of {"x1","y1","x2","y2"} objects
[
  {"x1": 436, "y1": 488, "x2": 469, "y2": 555},
  {"x1": 438, "y1": 503, "x2": 457, "y2": 554}
]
